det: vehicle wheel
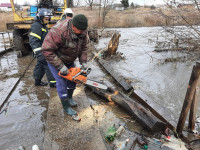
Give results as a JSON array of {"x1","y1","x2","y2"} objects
[{"x1": 13, "y1": 29, "x2": 31, "y2": 57}]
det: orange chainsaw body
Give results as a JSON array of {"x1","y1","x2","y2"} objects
[{"x1": 58, "y1": 67, "x2": 87, "y2": 84}]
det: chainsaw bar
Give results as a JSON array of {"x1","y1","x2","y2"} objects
[
  {"x1": 85, "y1": 80, "x2": 108, "y2": 90},
  {"x1": 58, "y1": 67, "x2": 108, "y2": 90}
]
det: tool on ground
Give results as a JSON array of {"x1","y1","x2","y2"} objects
[
  {"x1": 58, "y1": 67, "x2": 108, "y2": 90},
  {"x1": 72, "y1": 115, "x2": 81, "y2": 121}
]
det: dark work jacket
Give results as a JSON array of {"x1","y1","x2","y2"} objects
[
  {"x1": 29, "y1": 20, "x2": 48, "y2": 56},
  {"x1": 42, "y1": 19, "x2": 88, "y2": 70}
]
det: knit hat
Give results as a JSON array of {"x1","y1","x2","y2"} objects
[{"x1": 72, "y1": 14, "x2": 88, "y2": 30}]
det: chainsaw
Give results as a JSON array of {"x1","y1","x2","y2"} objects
[{"x1": 58, "y1": 67, "x2": 108, "y2": 90}]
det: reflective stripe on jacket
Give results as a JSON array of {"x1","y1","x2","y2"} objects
[{"x1": 29, "y1": 20, "x2": 48, "y2": 55}]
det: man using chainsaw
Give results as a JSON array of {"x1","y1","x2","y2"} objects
[
  {"x1": 29, "y1": 8, "x2": 56, "y2": 88},
  {"x1": 42, "y1": 14, "x2": 88, "y2": 116}
]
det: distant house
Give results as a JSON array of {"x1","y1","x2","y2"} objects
[
  {"x1": 112, "y1": 3, "x2": 124, "y2": 11},
  {"x1": 177, "y1": 3, "x2": 195, "y2": 9},
  {"x1": 0, "y1": 3, "x2": 12, "y2": 11},
  {"x1": 92, "y1": 3, "x2": 102, "y2": 9},
  {"x1": 21, "y1": 5, "x2": 31, "y2": 11}
]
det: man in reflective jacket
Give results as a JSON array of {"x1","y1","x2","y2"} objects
[
  {"x1": 29, "y1": 8, "x2": 56, "y2": 87},
  {"x1": 42, "y1": 14, "x2": 88, "y2": 116}
]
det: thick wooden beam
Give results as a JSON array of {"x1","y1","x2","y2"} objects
[
  {"x1": 87, "y1": 86, "x2": 166, "y2": 132},
  {"x1": 106, "y1": 33, "x2": 120, "y2": 56},
  {"x1": 98, "y1": 58, "x2": 133, "y2": 92},
  {"x1": 176, "y1": 62, "x2": 200, "y2": 134},
  {"x1": 131, "y1": 89, "x2": 176, "y2": 129},
  {"x1": 188, "y1": 87, "x2": 199, "y2": 131}
]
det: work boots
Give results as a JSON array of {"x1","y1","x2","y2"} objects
[
  {"x1": 60, "y1": 98, "x2": 77, "y2": 116},
  {"x1": 35, "y1": 80, "x2": 48, "y2": 86},
  {"x1": 67, "y1": 89, "x2": 77, "y2": 107},
  {"x1": 49, "y1": 83, "x2": 56, "y2": 88}
]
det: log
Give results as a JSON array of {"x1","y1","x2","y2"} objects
[
  {"x1": 87, "y1": 86, "x2": 166, "y2": 132},
  {"x1": 96, "y1": 58, "x2": 175, "y2": 129},
  {"x1": 131, "y1": 90, "x2": 176, "y2": 129},
  {"x1": 188, "y1": 87, "x2": 199, "y2": 131},
  {"x1": 106, "y1": 33, "x2": 120, "y2": 56},
  {"x1": 177, "y1": 62, "x2": 200, "y2": 134}
]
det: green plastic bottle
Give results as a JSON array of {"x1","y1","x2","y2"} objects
[
  {"x1": 105, "y1": 124, "x2": 116, "y2": 143},
  {"x1": 143, "y1": 144, "x2": 148, "y2": 150}
]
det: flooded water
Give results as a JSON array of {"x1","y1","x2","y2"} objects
[
  {"x1": 96, "y1": 27, "x2": 200, "y2": 123},
  {"x1": 0, "y1": 52, "x2": 49, "y2": 150},
  {"x1": 0, "y1": 27, "x2": 200, "y2": 150}
]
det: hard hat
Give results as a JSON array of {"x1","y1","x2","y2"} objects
[
  {"x1": 64, "y1": 8, "x2": 73, "y2": 15},
  {"x1": 38, "y1": 8, "x2": 52, "y2": 17},
  {"x1": 37, "y1": 8, "x2": 52, "y2": 24}
]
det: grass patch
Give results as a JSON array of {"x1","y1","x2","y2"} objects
[{"x1": 0, "y1": 11, "x2": 13, "y2": 32}]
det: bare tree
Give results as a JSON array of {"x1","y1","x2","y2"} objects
[
  {"x1": 52, "y1": 0, "x2": 61, "y2": 6},
  {"x1": 85, "y1": 0, "x2": 94, "y2": 9},
  {"x1": 151, "y1": 0, "x2": 200, "y2": 62},
  {"x1": 23, "y1": 1, "x2": 31, "y2": 5},
  {"x1": 36, "y1": 0, "x2": 40, "y2": 5},
  {"x1": 67, "y1": 0, "x2": 74, "y2": 7},
  {"x1": 101, "y1": 0, "x2": 114, "y2": 27},
  {"x1": 74, "y1": 0, "x2": 81, "y2": 7},
  {"x1": 39, "y1": 0, "x2": 53, "y2": 8}
]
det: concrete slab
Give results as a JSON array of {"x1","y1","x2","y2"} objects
[{"x1": 43, "y1": 86, "x2": 107, "y2": 150}]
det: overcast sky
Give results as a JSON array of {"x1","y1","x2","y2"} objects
[{"x1": 2, "y1": 0, "x2": 167, "y2": 6}]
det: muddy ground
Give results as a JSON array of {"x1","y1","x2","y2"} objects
[
  {"x1": 0, "y1": 31, "x2": 192, "y2": 150},
  {"x1": 0, "y1": 50, "x2": 145, "y2": 150},
  {"x1": 0, "y1": 50, "x2": 189, "y2": 150}
]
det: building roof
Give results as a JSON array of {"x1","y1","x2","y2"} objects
[
  {"x1": 0, "y1": 3, "x2": 12, "y2": 7},
  {"x1": 113, "y1": 3, "x2": 124, "y2": 7}
]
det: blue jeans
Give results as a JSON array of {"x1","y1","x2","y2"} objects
[{"x1": 48, "y1": 63, "x2": 76, "y2": 99}]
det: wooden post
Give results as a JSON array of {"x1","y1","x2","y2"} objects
[
  {"x1": 188, "y1": 86, "x2": 199, "y2": 131},
  {"x1": 176, "y1": 62, "x2": 200, "y2": 134},
  {"x1": 0, "y1": 33, "x2": 7, "y2": 50},
  {"x1": 7, "y1": 32, "x2": 13, "y2": 48},
  {"x1": 106, "y1": 33, "x2": 120, "y2": 56}
]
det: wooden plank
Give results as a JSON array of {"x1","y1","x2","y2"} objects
[
  {"x1": 0, "y1": 48, "x2": 13, "y2": 55},
  {"x1": 98, "y1": 58, "x2": 133, "y2": 92},
  {"x1": 96, "y1": 57, "x2": 176, "y2": 130},
  {"x1": 131, "y1": 89, "x2": 176, "y2": 129},
  {"x1": 86, "y1": 86, "x2": 166, "y2": 132},
  {"x1": 188, "y1": 87, "x2": 199, "y2": 131},
  {"x1": 177, "y1": 62, "x2": 200, "y2": 134}
]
